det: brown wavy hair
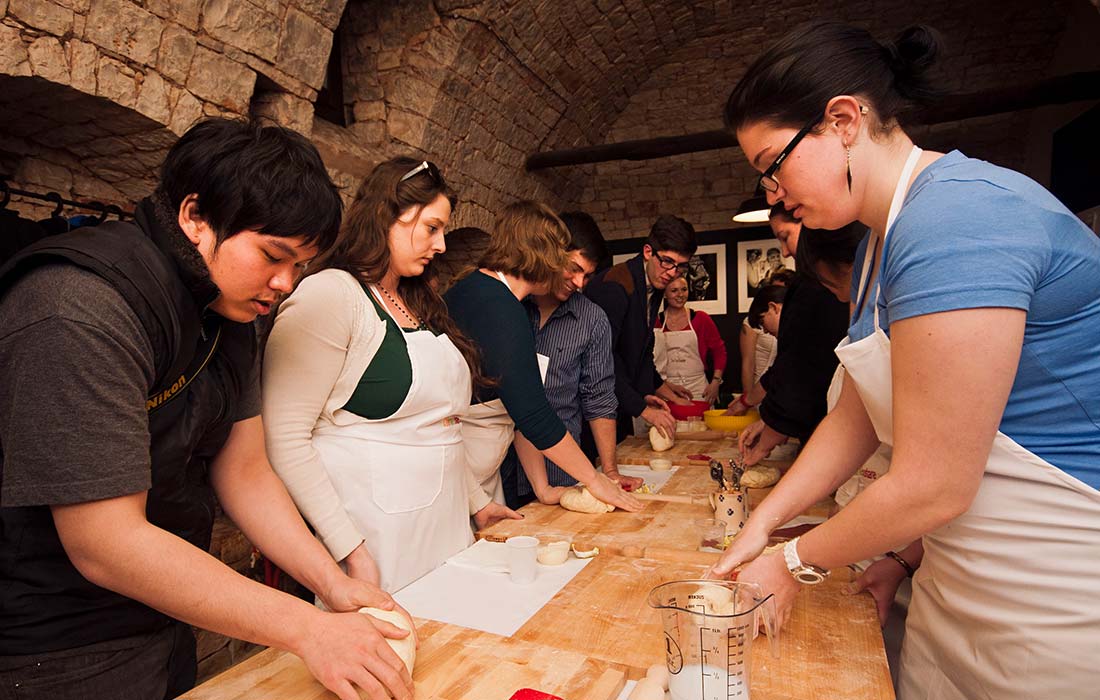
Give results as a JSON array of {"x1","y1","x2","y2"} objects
[
  {"x1": 311, "y1": 157, "x2": 490, "y2": 388},
  {"x1": 477, "y1": 201, "x2": 570, "y2": 287}
]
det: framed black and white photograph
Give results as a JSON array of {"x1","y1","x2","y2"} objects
[
  {"x1": 736, "y1": 238, "x2": 795, "y2": 313},
  {"x1": 684, "y1": 243, "x2": 726, "y2": 315}
]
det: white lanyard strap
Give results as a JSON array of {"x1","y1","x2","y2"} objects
[{"x1": 855, "y1": 145, "x2": 922, "y2": 330}]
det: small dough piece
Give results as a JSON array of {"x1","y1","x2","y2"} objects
[
  {"x1": 645, "y1": 663, "x2": 670, "y2": 690},
  {"x1": 571, "y1": 543, "x2": 600, "y2": 558},
  {"x1": 629, "y1": 678, "x2": 665, "y2": 700},
  {"x1": 359, "y1": 607, "x2": 416, "y2": 675},
  {"x1": 649, "y1": 425, "x2": 674, "y2": 452},
  {"x1": 559, "y1": 486, "x2": 615, "y2": 514},
  {"x1": 537, "y1": 540, "x2": 570, "y2": 565},
  {"x1": 741, "y1": 465, "x2": 780, "y2": 489}
]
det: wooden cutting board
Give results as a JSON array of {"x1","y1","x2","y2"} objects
[
  {"x1": 179, "y1": 619, "x2": 628, "y2": 700},
  {"x1": 478, "y1": 497, "x2": 715, "y2": 557},
  {"x1": 516, "y1": 553, "x2": 895, "y2": 700}
]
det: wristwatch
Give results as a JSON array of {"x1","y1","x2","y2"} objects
[{"x1": 783, "y1": 537, "x2": 829, "y2": 584}]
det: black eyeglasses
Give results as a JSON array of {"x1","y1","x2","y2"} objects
[
  {"x1": 654, "y1": 251, "x2": 690, "y2": 274},
  {"x1": 758, "y1": 115, "x2": 822, "y2": 193},
  {"x1": 399, "y1": 160, "x2": 441, "y2": 184}
]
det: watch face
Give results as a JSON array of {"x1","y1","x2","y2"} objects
[{"x1": 793, "y1": 568, "x2": 826, "y2": 585}]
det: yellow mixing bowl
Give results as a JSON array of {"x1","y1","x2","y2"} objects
[{"x1": 703, "y1": 408, "x2": 760, "y2": 433}]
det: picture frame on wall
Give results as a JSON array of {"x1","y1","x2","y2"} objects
[
  {"x1": 683, "y1": 243, "x2": 726, "y2": 316},
  {"x1": 736, "y1": 238, "x2": 795, "y2": 313},
  {"x1": 614, "y1": 245, "x2": 728, "y2": 316}
]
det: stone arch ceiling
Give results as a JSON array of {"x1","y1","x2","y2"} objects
[{"x1": 350, "y1": 0, "x2": 1076, "y2": 230}]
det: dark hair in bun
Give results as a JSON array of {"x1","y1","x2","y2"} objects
[{"x1": 724, "y1": 21, "x2": 942, "y2": 134}]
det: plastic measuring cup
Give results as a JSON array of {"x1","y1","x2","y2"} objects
[
  {"x1": 648, "y1": 579, "x2": 779, "y2": 700},
  {"x1": 506, "y1": 535, "x2": 538, "y2": 584}
]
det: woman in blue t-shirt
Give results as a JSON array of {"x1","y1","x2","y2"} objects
[{"x1": 709, "y1": 21, "x2": 1100, "y2": 699}]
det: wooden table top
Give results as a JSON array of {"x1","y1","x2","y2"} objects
[
  {"x1": 515, "y1": 553, "x2": 895, "y2": 700},
  {"x1": 180, "y1": 619, "x2": 630, "y2": 700},
  {"x1": 190, "y1": 435, "x2": 888, "y2": 700}
]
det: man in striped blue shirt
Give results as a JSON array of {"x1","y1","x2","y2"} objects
[{"x1": 500, "y1": 212, "x2": 645, "y2": 509}]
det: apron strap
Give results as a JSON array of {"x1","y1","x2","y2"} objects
[{"x1": 867, "y1": 145, "x2": 923, "y2": 332}]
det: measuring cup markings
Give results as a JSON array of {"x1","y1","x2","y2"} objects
[{"x1": 649, "y1": 580, "x2": 778, "y2": 700}]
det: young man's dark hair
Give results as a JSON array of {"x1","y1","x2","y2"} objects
[
  {"x1": 646, "y1": 214, "x2": 697, "y2": 258},
  {"x1": 157, "y1": 119, "x2": 343, "y2": 250},
  {"x1": 559, "y1": 211, "x2": 610, "y2": 269}
]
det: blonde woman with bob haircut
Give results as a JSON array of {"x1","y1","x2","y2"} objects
[{"x1": 445, "y1": 201, "x2": 643, "y2": 514}]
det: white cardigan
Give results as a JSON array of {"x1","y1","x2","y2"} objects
[
  {"x1": 262, "y1": 269, "x2": 387, "y2": 561},
  {"x1": 262, "y1": 269, "x2": 487, "y2": 562}
]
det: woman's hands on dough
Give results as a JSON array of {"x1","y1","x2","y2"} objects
[
  {"x1": 604, "y1": 469, "x2": 645, "y2": 492},
  {"x1": 473, "y1": 501, "x2": 523, "y2": 530},
  {"x1": 586, "y1": 472, "x2": 644, "y2": 512}
]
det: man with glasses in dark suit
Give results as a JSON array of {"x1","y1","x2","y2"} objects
[{"x1": 585, "y1": 214, "x2": 697, "y2": 443}]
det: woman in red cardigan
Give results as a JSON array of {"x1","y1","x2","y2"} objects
[{"x1": 653, "y1": 276, "x2": 728, "y2": 404}]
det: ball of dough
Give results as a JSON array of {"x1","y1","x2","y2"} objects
[
  {"x1": 696, "y1": 585, "x2": 737, "y2": 616},
  {"x1": 629, "y1": 678, "x2": 665, "y2": 700},
  {"x1": 559, "y1": 486, "x2": 615, "y2": 514},
  {"x1": 741, "y1": 465, "x2": 780, "y2": 489},
  {"x1": 359, "y1": 607, "x2": 415, "y2": 675},
  {"x1": 648, "y1": 425, "x2": 674, "y2": 452},
  {"x1": 645, "y1": 663, "x2": 670, "y2": 690}
]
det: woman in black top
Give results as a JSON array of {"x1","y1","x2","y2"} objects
[{"x1": 445, "y1": 201, "x2": 642, "y2": 514}]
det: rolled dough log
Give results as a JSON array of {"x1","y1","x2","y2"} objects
[
  {"x1": 558, "y1": 486, "x2": 615, "y2": 514},
  {"x1": 358, "y1": 607, "x2": 416, "y2": 675},
  {"x1": 741, "y1": 465, "x2": 780, "y2": 488},
  {"x1": 648, "y1": 425, "x2": 674, "y2": 452},
  {"x1": 629, "y1": 678, "x2": 665, "y2": 700}
]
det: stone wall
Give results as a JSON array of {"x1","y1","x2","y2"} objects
[{"x1": 0, "y1": 0, "x2": 345, "y2": 216}]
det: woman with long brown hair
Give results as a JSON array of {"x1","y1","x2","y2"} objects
[{"x1": 262, "y1": 157, "x2": 512, "y2": 595}]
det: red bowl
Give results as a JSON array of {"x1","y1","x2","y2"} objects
[{"x1": 669, "y1": 400, "x2": 710, "y2": 420}]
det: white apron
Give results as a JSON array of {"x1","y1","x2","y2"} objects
[
  {"x1": 834, "y1": 147, "x2": 1100, "y2": 699},
  {"x1": 461, "y1": 272, "x2": 549, "y2": 504},
  {"x1": 311, "y1": 286, "x2": 473, "y2": 593},
  {"x1": 654, "y1": 313, "x2": 709, "y2": 398}
]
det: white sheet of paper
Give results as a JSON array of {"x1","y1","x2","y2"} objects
[
  {"x1": 393, "y1": 539, "x2": 592, "y2": 637},
  {"x1": 616, "y1": 464, "x2": 678, "y2": 493}
]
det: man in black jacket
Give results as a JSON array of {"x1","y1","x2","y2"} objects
[
  {"x1": 733, "y1": 205, "x2": 850, "y2": 464},
  {"x1": 585, "y1": 214, "x2": 697, "y2": 442},
  {"x1": 0, "y1": 120, "x2": 413, "y2": 700}
]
